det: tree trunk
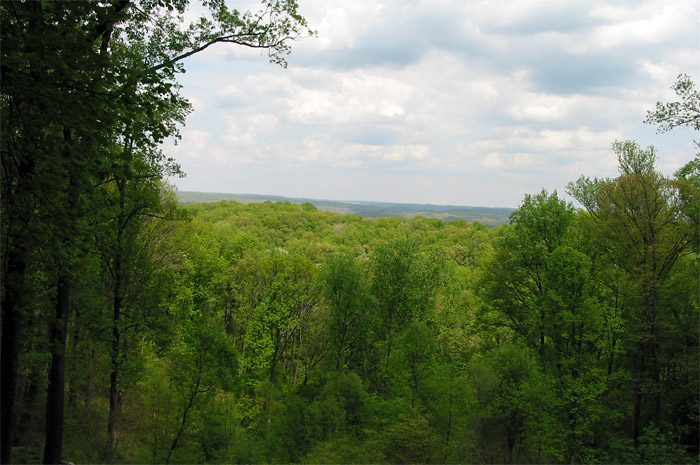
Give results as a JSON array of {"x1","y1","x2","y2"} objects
[
  {"x1": 105, "y1": 281, "x2": 122, "y2": 464},
  {"x1": 632, "y1": 350, "x2": 645, "y2": 447},
  {"x1": 43, "y1": 274, "x2": 71, "y2": 464},
  {"x1": 166, "y1": 377, "x2": 202, "y2": 465},
  {"x1": 1, "y1": 247, "x2": 25, "y2": 464},
  {"x1": 1, "y1": 146, "x2": 34, "y2": 464},
  {"x1": 68, "y1": 309, "x2": 81, "y2": 407},
  {"x1": 104, "y1": 258, "x2": 123, "y2": 462},
  {"x1": 649, "y1": 285, "x2": 662, "y2": 428},
  {"x1": 43, "y1": 131, "x2": 79, "y2": 465},
  {"x1": 105, "y1": 180, "x2": 125, "y2": 463}
]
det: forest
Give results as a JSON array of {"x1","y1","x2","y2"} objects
[
  {"x1": 1, "y1": 1, "x2": 699, "y2": 464},
  {"x1": 175, "y1": 192, "x2": 516, "y2": 226}
]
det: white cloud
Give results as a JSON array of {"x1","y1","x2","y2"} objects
[
  {"x1": 471, "y1": 127, "x2": 622, "y2": 158},
  {"x1": 514, "y1": 153, "x2": 532, "y2": 165},
  {"x1": 380, "y1": 144, "x2": 429, "y2": 162},
  {"x1": 276, "y1": 69, "x2": 412, "y2": 125},
  {"x1": 168, "y1": 129, "x2": 211, "y2": 160},
  {"x1": 581, "y1": 1, "x2": 698, "y2": 51},
  {"x1": 509, "y1": 98, "x2": 570, "y2": 122},
  {"x1": 482, "y1": 152, "x2": 505, "y2": 169},
  {"x1": 165, "y1": 0, "x2": 699, "y2": 207},
  {"x1": 221, "y1": 113, "x2": 279, "y2": 147}
]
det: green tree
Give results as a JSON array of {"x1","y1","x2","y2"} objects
[
  {"x1": 370, "y1": 239, "x2": 446, "y2": 392},
  {"x1": 479, "y1": 190, "x2": 576, "y2": 353},
  {"x1": 233, "y1": 252, "x2": 319, "y2": 385},
  {"x1": 467, "y1": 345, "x2": 561, "y2": 463},
  {"x1": 96, "y1": 174, "x2": 183, "y2": 462},
  {"x1": 568, "y1": 141, "x2": 698, "y2": 447},
  {"x1": 479, "y1": 190, "x2": 616, "y2": 461},
  {"x1": 318, "y1": 252, "x2": 372, "y2": 371},
  {"x1": 1, "y1": 1, "x2": 312, "y2": 463},
  {"x1": 163, "y1": 319, "x2": 237, "y2": 464},
  {"x1": 1, "y1": 4, "x2": 131, "y2": 461},
  {"x1": 542, "y1": 245, "x2": 608, "y2": 462},
  {"x1": 643, "y1": 76, "x2": 700, "y2": 457},
  {"x1": 380, "y1": 412, "x2": 440, "y2": 464},
  {"x1": 645, "y1": 73, "x2": 700, "y2": 231},
  {"x1": 645, "y1": 73, "x2": 700, "y2": 135},
  {"x1": 397, "y1": 321, "x2": 436, "y2": 408}
]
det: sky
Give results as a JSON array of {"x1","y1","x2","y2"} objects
[{"x1": 163, "y1": 0, "x2": 700, "y2": 208}]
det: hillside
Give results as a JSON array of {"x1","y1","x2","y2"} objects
[{"x1": 176, "y1": 191, "x2": 514, "y2": 226}]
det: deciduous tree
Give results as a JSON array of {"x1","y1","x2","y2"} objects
[
  {"x1": 1, "y1": 1, "x2": 312, "y2": 462},
  {"x1": 568, "y1": 140, "x2": 697, "y2": 446}
]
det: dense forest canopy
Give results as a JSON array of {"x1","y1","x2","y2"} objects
[{"x1": 1, "y1": 1, "x2": 699, "y2": 464}]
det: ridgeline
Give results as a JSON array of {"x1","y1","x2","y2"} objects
[{"x1": 177, "y1": 191, "x2": 515, "y2": 226}]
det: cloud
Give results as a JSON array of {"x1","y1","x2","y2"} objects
[
  {"x1": 168, "y1": 129, "x2": 211, "y2": 160},
  {"x1": 165, "y1": 0, "x2": 699, "y2": 208},
  {"x1": 482, "y1": 153, "x2": 505, "y2": 169},
  {"x1": 221, "y1": 113, "x2": 279, "y2": 147}
]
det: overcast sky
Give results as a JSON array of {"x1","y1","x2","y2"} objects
[{"x1": 163, "y1": 0, "x2": 700, "y2": 208}]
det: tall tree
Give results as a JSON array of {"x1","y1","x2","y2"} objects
[
  {"x1": 2, "y1": 3, "x2": 129, "y2": 461},
  {"x1": 98, "y1": 151, "x2": 184, "y2": 462},
  {"x1": 1, "y1": 1, "x2": 312, "y2": 463},
  {"x1": 232, "y1": 252, "x2": 318, "y2": 385},
  {"x1": 568, "y1": 140, "x2": 698, "y2": 446},
  {"x1": 370, "y1": 239, "x2": 446, "y2": 393},
  {"x1": 479, "y1": 190, "x2": 576, "y2": 354},
  {"x1": 318, "y1": 251, "x2": 371, "y2": 372}
]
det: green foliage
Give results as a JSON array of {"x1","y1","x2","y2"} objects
[
  {"x1": 568, "y1": 138, "x2": 699, "y2": 456},
  {"x1": 371, "y1": 238, "x2": 447, "y2": 333},
  {"x1": 302, "y1": 435, "x2": 384, "y2": 464},
  {"x1": 673, "y1": 155, "x2": 700, "y2": 233},
  {"x1": 381, "y1": 411, "x2": 441, "y2": 464},
  {"x1": 318, "y1": 252, "x2": 372, "y2": 371},
  {"x1": 645, "y1": 73, "x2": 700, "y2": 134},
  {"x1": 397, "y1": 321, "x2": 437, "y2": 407},
  {"x1": 4, "y1": 183, "x2": 697, "y2": 463},
  {"x1": 601, "y1": 425, "x2": 697, "y2": 464},
  {"x1": 3, "y1": 30, "x2": 698, "y2": 463},
  {"x1": 479, "y1": 190, "x2": 576, "y2": 349}
]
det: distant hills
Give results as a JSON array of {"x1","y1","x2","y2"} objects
[{"x1": 177, "y1": 191, "x2": 514, "y2": 226}]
